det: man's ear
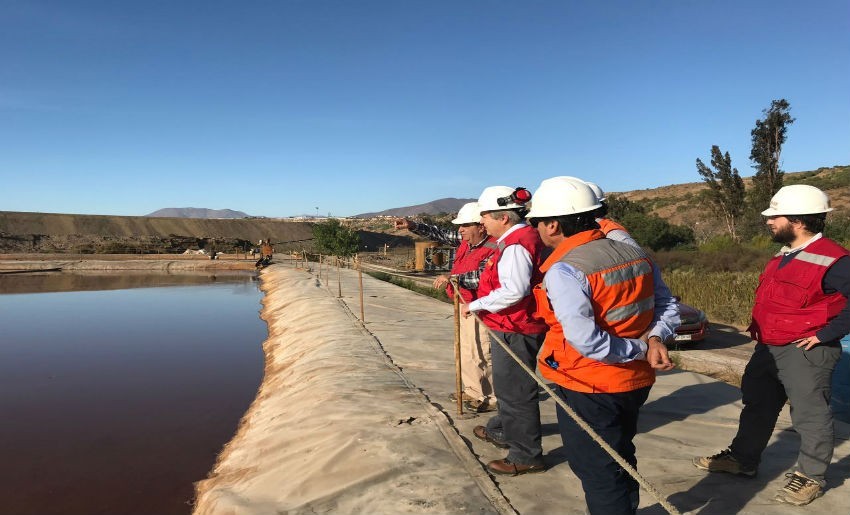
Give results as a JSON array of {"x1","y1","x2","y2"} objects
[{"x1": 542, "y1": 220, "x2": 560, "y2": 237}]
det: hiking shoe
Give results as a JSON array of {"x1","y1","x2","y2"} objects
[
  {"x1": 692, "y1": 449, "x2": 757, "y2": 477},
  {"x1": 774, "y1": 472, "x2": 824, "y2": 506},
  {"x1": 464, "y1": 399, "x2": 498, "y2": 413}
]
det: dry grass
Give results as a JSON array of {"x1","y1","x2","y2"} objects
[{"x1": 665, "y1": 270, "x2": 759, "y2": 326}]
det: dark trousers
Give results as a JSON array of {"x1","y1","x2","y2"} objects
[
  {"x1": 555, "y1": 385, "x2": 650, "y2": 515},
  {"x1": 730, "y1": 342, "x2": 840, "y2": 482},
  {"x1": 485, "y1": 330, "x2": 545, "y2": 465}
]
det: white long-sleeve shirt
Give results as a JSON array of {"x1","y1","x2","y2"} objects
[{"x1": 467, "y1": 224, "x2": 533, "y2": 314}]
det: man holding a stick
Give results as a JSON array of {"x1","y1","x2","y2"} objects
[{"x1": 395, "y1": 202, "x2": 498, "y2": 412}]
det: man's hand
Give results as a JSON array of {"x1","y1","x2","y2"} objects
[
  {"x1": 795, "y1": 335, "x2": 821, "y2": 350},
  {"x1": 433, "y1": 275, "x2": 449, "y2": 289},
  {"x1": 644, "y1": 335, "x2": 674, "y2": 371},
  {"x1": 394, "y1": 218, "x2": 414, "y2": 231},
  {"x1": 460, "y1": 304, "x2": 472, "y2": 319}
]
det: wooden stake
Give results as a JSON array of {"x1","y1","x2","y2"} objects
[
  {"x1": 452, "y1": 277, "x2": 463, "y2": 415},
  {"x1": 357, "y1": 255, "x2": 365, "y2": 322},
  {"x1": 337, "y1": 256, "x2": 342, "y2": 298}
]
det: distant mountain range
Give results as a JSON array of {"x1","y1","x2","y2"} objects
[
  {"x1": 355, "y1": 197, "x2": 475, "y2": 218},
  {"x1": 145, "y1": 208, "x2": 249, "y2": 219}
]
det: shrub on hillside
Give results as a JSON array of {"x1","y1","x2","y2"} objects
[{"x1": 619, "y1": 211, "x2": 695, "y2": 251}]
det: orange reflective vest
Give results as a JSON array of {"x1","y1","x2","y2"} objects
[
  {"x1": 534, "y1": 230, "x2": 656, "y2": 393},
  {"x1": 597, "y1": 217, "x2": 628, "y2": 236}
]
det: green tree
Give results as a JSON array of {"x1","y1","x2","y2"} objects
[
  {"x1": 696, "y1": 145, "x2": 746, "y2": 241},
  {"x1": 606, "y1": 194, "x2": 694, "y2": 250},
  {"x1": 312, "y1": 219, "x2": 361, "y2": 257},
  {"x1": 605, "y1": 194, "x2": 646, "y2": 220},
  {"x1": 749, "y1": 99, "x2": 795, "y2": 209}
]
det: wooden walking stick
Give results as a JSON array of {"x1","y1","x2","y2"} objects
[
  {"x1": 356, "y1": 255, "x2": 365, "y2": 322},
  {"x1": 451, "y1": 277, "x2": 463, "y2": 415},
  {"x1": 337, "y1": 256, "x2": 342, "y2": 298}
]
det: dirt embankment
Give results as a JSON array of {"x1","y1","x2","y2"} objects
[
  {"x1": 0, "y1": 211, "x2": 317, "y2": 254},
  {"x1": 0, "y1": 211, "x2": 415, "y2": 255}
]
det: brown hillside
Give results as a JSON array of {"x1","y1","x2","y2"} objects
[
  {"x1": 615, "y1": 165, "x2": 849, "y2": 240},
  {"x1": 0, "y1": 211, "x2": 316, "y2": 253}
]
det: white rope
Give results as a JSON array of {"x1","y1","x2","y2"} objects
[
  {"x1": 459, "y1": 289, "x2": 681, "y2": 515},
  {"x1": 312, "y1": 256, "x2": 681, "y2": 514}
]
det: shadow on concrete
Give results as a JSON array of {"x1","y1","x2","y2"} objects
[
  {"x1": 670, "y1": 430, "x2": 799, "y2": 514},
  {"x1": 640, "y1": 371, "x2": 742, "y2": 434}
]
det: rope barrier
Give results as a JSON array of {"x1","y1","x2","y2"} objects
[
  {"x1": 463, "y1": 302, "x2": 681, "y2": 515},
  {"x1": 303, "y1": 254, "x2": 681, "y2": 514}
]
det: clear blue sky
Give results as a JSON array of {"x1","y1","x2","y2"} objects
[{"x1": 2, "y1": 1, "x2": 848, "y2": 217}]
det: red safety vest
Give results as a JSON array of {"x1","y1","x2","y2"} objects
[
  {"x1": 477, "y1": 225, "x2": 548, "y2": 334},
  {"x1": 749, "y1": 237, "x2": 849, "y2": 345},
  {"x1": 446, "y1": 237, "x2": 497, "y2": 303},
  {"x1": 534, "y1": 230, "x2": 656, "y2": 393}
]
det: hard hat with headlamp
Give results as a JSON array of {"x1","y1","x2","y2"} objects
[
  {"x1": 761, "y1": 184, "x2": 833, "y2": 216},
  {"x1": 451, "y1": 202, "x2": 482, "y2": 224},
  {"x1": 525, "y1": 177, "x2": 601, "y2": 218},
  {"x1": 477, "y1": 186, "x2": 532, "y2": 213}
]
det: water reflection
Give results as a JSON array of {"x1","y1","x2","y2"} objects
[{"x1": 0, "y1": 272, "x2": 265, "y2": 515}]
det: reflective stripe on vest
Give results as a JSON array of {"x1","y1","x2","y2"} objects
[
  {"x1": 749, "y1": 237, "x2": 849, "y2": 345},
  {"x1": 536, "y1": 230, "x2": 656, "y2": 393}
]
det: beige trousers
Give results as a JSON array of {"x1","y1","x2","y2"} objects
[{"x1": 459, "y1": 313, "x2": 495, "y2": 402}]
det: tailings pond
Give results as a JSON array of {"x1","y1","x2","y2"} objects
[{"x1": 0, "y1": 271, "x2": 266, "y2": 515}]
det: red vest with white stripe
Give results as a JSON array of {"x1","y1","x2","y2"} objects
[
  {"x1": 749, "y1": 237, "x2": 849, "y2": 345},
  {"x1": 447, "y1": 237, "x2": 497, "y2": 303},
  {"x1": 477, "y1": 225, "x2": 548, "y2": 334}
]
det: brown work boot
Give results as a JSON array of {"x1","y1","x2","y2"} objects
[
  {"x1": 774, "y1": 472, "x2": 824, "y2": 506},
  {"x1": 693, "y1": 449, "x2": 757, "y2": 477},
  {"x1": 486, "y1": 458, "x2": 545, "y2": 476},
  {"x1": 472, "y1": 425, "x2": 509, "y2": 449}
]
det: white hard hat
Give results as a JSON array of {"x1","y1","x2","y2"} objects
[
  {"x1": 525, "y1": 177, "x2": 602, "y2": 218},
  {"x1": 583, "y1": 181, "x2": 606, "y2": 202},
  {"x1": 534, "y1": 175, "x2": 606, "y2": 203},
  {"x1": 477, "y1": 186, "x2": 532, "y2": 212},
  {"x1": 451, "y1": 202, "x2": 482, "y2": 224},
  {"x1": 761, "y1": 184, "x2": 833, "y2": 216}
]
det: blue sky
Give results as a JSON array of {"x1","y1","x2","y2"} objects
[{"x1": 2, "y1": 1, "x2": 848, "y2": 217}]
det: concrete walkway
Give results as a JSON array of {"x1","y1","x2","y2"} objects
[{"x1": 198, "y1": 262, "x2": 850, "y2": 514}]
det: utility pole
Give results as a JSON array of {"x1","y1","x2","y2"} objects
[{"x1": 315, "y1": 206, "x2": 319, "y2": 219}]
